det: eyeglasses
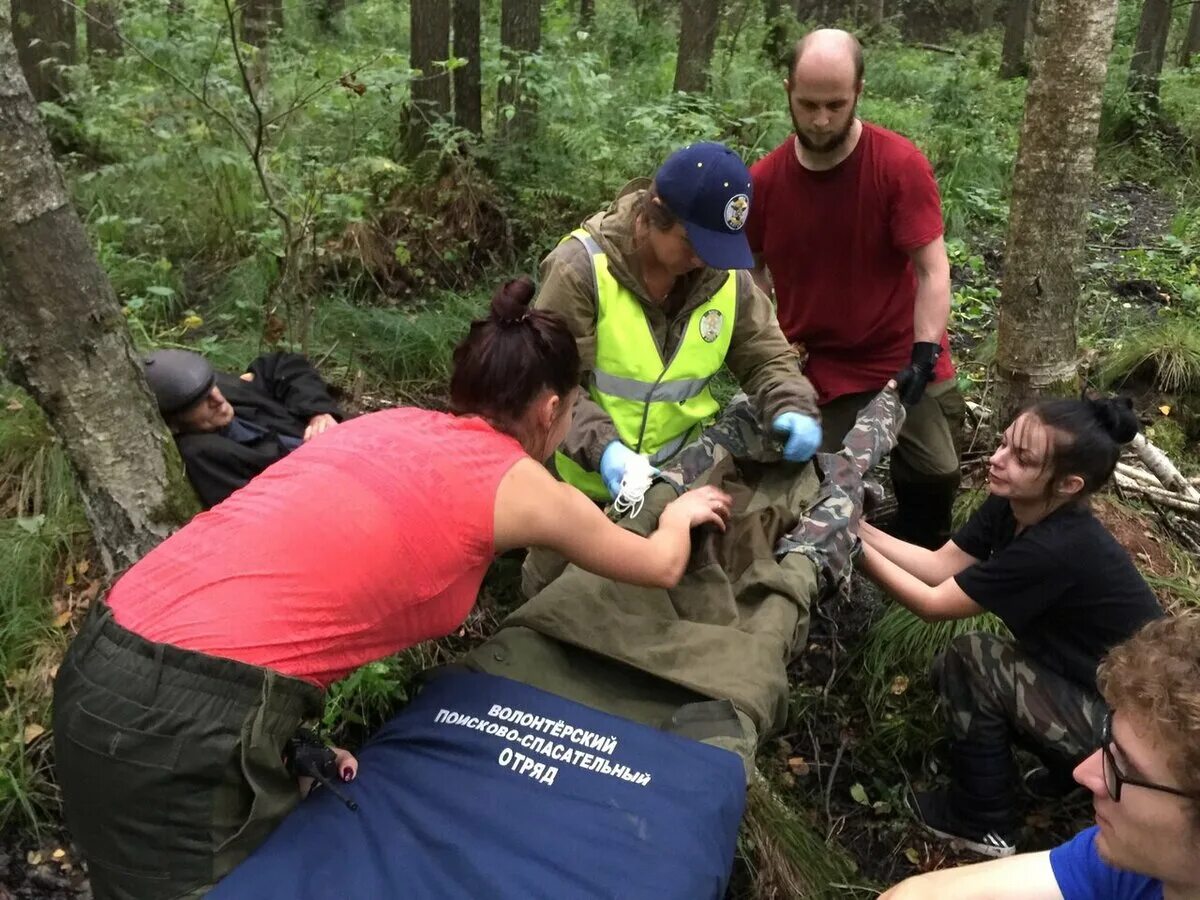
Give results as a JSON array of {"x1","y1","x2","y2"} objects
[{"x1": 1101, "y1": 711, "x2": 1199, "y2": 803}]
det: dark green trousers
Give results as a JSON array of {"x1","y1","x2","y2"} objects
[{"x1": 52, "y1": 604, "x2": 322, "y2": 900}]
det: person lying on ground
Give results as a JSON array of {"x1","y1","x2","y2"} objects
[
  {"x1": 53, "y1": 277, "x2": 732, "y2": 900},
  {"x1": 857, "y1": 394, "x2": 1163, "y2": 858},
  {"x1": 143, "y1": 348, "x2": 345, "y2": 507},
  {"x1": 880, "y1": 612, "x2": 1200, "y2": 900}
]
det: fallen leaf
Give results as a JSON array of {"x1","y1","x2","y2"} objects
[
  {"x1": 850, "y1": 782, "x2": 869, "y2": 805},
  {"x1": 6, "y1": 398, "x2": 23, "y2": 412},
  {"x1": 904, "y1": 847, "x2": 920, "y2": 866},
  {"x1": 890, "y1": 675, "x2": 910, "y2": 696},
  {"x1": 1159, "y1": 405, "x2": 1171, "y2": 416},
  {"x1": 23, "y1": 723, "x2": 46, "y2": 744},
  {"x1": 51, "y1": 848, "x2": 66, "y2": 860},
  {"x1": 52, "y1": 611, "x2": 72, "y2": 628},
  {"x1": 787, "y1": 755, "x2": 810, "y2": 777},
  {"x1": 182, "y1": 314, "x2": 204, "y2": 330},
  {"x1": 76, "y1": 560, "x2": 90, "y2": 576},
  {"x1": 26, "y1": 850, "x2": 42, "y2": 865}
]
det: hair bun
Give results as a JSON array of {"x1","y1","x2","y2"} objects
[
  {"x1": 1089, "y1": 396, "x2": 1139, "y2": 444},
  {"x1": 490, "y1": 276, "x2": 536, "y2": 325}
]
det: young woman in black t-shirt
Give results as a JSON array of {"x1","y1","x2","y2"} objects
[{"x1": 858, "y1": 395, "x2": 1162, "y2": 858}]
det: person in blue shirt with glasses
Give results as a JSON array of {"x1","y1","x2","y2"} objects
[{"x1": 882, "y1": 612, "x2": 1200, "y2": 900}]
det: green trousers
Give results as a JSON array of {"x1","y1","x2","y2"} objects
[{"x1": 52, "y1": 604, "x2": 323, "y2": 900}]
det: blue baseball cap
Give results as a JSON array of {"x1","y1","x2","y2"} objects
[{"x1": 653, "y1": 142, "x2": 755, "y2": 270}]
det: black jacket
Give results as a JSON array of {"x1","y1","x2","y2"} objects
[{"x1": 177, "y1": 353, "x2": 344, "y2": 508}]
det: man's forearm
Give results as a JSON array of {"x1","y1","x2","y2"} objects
[{"x1": 913, "y1": 265, "x2": 951, "y2": 345}]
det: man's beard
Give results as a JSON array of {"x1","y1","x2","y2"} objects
[{"x1": 792, "y1": 102, "x2": 857, "y2": 154}]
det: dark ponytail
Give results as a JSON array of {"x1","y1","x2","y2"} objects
[
  {"x1": 449, "y1": 276, "x2": 581, "y2": 432},
  {"x1": 1031, "y1": 394, "x2": 1139, "y2": 498}
]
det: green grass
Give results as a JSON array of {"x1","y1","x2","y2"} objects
[
  {"x1": 0, "y1": 382, "x2": 89, "y2": 833},
  {"x1": 1101, "y1": 316, "x2": 1200, "y2": 394}
]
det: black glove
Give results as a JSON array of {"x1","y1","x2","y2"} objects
[{"x1": 893, "y1": 341, "x2": 941, "y2": 407}]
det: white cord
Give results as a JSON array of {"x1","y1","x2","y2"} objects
[{"x1": 612, "y1": 454, "x2": 655, "y2": 519}]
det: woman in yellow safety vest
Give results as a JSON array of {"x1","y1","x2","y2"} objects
[{"x1": 533, "y1": 142, "x2": 822, "y2": 501}]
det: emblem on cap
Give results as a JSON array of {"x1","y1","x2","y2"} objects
[
  {"x1": 699, "y1": 309, "x2": 724, "y2": 343},
  {"x1": 724, "y1": 194, "x2": 749, "y2": 231}
]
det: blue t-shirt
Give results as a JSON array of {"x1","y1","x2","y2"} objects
[{"x1": 1050, "y1": 827, "x2": 1163, "y2": 900}]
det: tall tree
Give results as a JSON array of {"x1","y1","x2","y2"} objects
[
  {"x1": 498, "y1": 0, "x2": 541, "y2": 138},
  {"x1": 1180, "y1": 0, "x2": 1200, "y2": 67},
  {"x1": 407, "y1": 0, "x2": 452, "y2": 155},
  {"x1": 87, "y1": 0, "x2": 124, "y2": 61},
  {"x1": 999, "y1": 0, "x2": 1032, "y2": 78},
  {"x1": 452, "y1": 0, "x2": 482, "y2": 137},
  {"x1": 674, "y1": 0, "x2": 721, "y2": 93},
  {"x1": 0, "y1": 13, "x2": 197, "y2": 572},
  {"x1": 1126, "y1": 0, "x2": 1172, "y2": 114},
  {"x1": 241, "y1": 0, "x2": 279, "y2": 47},
  {"x1": 763, "y1": 0, "x2": 787, "y2": 61},
  {"x1": 994, "y1": 0, "x2": 1119, "y2": 423},
  {"x1": 10, "y1": 0, "x2": 76, "y2": 102},
  {"x1": 580, "y1": 0, "x2": 595, "y2": 28}
]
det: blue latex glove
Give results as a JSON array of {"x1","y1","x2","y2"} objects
[
  {"x1": 772, "y1": 412, "x2": 822, "y2": 463},
  {"x1": 599, "y1": 441, "x2": 639, "y2": 499}
]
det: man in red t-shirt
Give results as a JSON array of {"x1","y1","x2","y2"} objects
[{"x1": 747, "y1": 28, "x2": 964, "y2": 548}]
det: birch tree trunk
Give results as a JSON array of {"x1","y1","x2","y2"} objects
[
  {"x1": 0, "y1": 13, "x2": 197, "y2": 573},
  {"x1": 993, "y1": 0, "x2": 1119, "y2": 423},
  {"x1": 674, "y1": 0, "x2": 721, "y2": 92}
]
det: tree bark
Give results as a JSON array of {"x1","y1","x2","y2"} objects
[
  {"x1": 999, "y1": 0, "x2": 1032, "y2": 78},
  {"x1": 994, "y1": 0, "x2": 1119, "y2": 423},
  {"x1": 87, "y1": 0, "x2": 123, "y2": 61},
  {"x1": 498, "y1": 0, "x2": 541, "y2": 139},
  {"x1": 10, "y1": 0, "x2": 76, "y2": 103},
  {"x1": 241, "y1": 0, "x2": 274, "y2": 47},
  {"x1": 317, "y1": 0, "x2": 346, "y2": 31},
  {"x1": 407, "y1": 0, "x2": 452, "y2": 156},
  {"x1": 580, "y1": 0, "x2": 595, "y2": 28},
  {"x1": 452, "y1": 0, "x2": 481, "y2": 136},
  {"x1": 1180, "y1": 0, "x2": 1200, "y2": 67},
  {"x1": 1126, "y1": 0, "x2": 1172, "y2": 114},
  {"x1": 763, "y1": 0, "x2": 787, "y2": 61},
  {"x1": 0, "y1": 16, "x2": 198, "y2": 573},
  {"x1": 674, "y1": 0, "x2": 721, "y2": 93}
]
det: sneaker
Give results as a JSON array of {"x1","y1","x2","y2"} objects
[
  {"x1": 1023, "y1": 765, "x2": 1086, "y2": 802},
  {"x1": 909, "y1": 789, "x2": 1017, "y2": 859}
]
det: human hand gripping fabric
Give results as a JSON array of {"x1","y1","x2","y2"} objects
[
  {"x1": 893, "y1": 341, "x2": 942, "y2": 407},
  {"x1": 599, "y1": 441, "x2": 657, "y2": 499},
  {"x1": 771, "y1": 412, "x2": 822, "y2": 462}
]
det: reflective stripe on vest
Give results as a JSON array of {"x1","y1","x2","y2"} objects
[{"x1": 554, "y1": 228, "x2": 738, "y2": 499}]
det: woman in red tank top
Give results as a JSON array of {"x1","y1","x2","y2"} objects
[{"x1": 53, "y1": 278, "x2": 733, "y2": 900}]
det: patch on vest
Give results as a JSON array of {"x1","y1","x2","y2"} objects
[
  {"x1": 724, "y1": 194, "x2": 749, "y2": 231},
  {"x1": 699, "y1": 309, "x2": 724, "y2": 343}
]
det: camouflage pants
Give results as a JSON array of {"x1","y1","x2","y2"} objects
[{"x1": 933, "y1": 632, "x2": 1106, "y2": 765}]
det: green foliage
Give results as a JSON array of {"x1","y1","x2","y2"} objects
[
  {"x1": 0, "y1": 382, "x2": 88, "y2": 833},
  {"x1": 1101, "y1": 316, "x2": 1200, "y2": 393}
]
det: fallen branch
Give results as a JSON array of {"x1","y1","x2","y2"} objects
[
  {"x1": 1113, "y1": 473, "x2": 1200, "y2": 514},
  {"x1": 1130, "y1": 433, "x2": 1200, "y2": 502},
  {"x1": 1116, "y1": 462, "x2": 1164, "y2": 488}
]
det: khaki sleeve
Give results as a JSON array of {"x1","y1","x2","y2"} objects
[
  {"x1": 534, "y1": 241, "x2": 619, "y2": 470},
  {"x1": 725, "y1": 271, "x2": 820, "y2": 423}
]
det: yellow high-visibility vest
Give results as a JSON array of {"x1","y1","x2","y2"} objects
[{"x1": 555, "y1": 229, "x2": 738, "y2": 500}]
